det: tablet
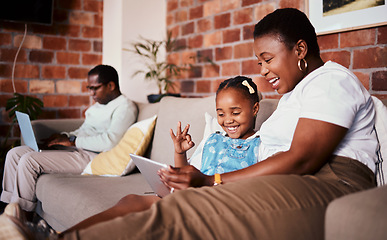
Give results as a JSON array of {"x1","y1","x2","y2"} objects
[{"x1": 130, "y1": 154, "x2": 170, "y2": 197}]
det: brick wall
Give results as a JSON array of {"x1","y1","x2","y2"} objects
[
  {"x1": 166, "y1": 0, "x2": 387, "y2": 99},
  {"x1": 0, "y1": 0, "x2": 103, "y2": 144}
]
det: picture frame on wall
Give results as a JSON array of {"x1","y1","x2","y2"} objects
[{"x1": 306, "y1": 0, "x2": 387, "y2": 35}]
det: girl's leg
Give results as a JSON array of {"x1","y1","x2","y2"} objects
[{"x1": 63, "y1": 194, "x2": 160, "y2": 233}]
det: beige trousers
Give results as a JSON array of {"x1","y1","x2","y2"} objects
[
  {"x1": 64, "y1": 156, "x2": 375, "y2": 240},
  {"x1": 1, "y1": 146, "x2": 97, "y2": 211}
]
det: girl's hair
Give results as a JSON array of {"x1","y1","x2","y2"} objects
[
  {"x1": 253, "y1": 8, "x2": 320, "y2": 58},
  {"x1": 88, "y1": 65, "x2": 120, "y2": 88},
  {"x1": 217, "y1": 76, "x2": 261, "y2": 104}
]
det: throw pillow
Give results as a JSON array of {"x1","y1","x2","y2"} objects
[{"x1": 82, "y1": 115, "x2": 157, "y2": 176}]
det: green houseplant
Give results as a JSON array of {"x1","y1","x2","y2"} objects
[{"x1": 126, "y1": 32, "x2": 188, "y2": 103}]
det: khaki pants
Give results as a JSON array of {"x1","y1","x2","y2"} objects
[
  {"x1": 1, "y1": 146, "x2": 97, "y2": 211},
  {"x1": 65, "y1": 156, "x2": 375, "y2": 240}
]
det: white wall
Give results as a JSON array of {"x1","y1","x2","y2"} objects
[{"x1": 103, "y1": 0, "x2": 166, "y2": 103}]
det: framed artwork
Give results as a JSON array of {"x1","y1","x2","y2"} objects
[{"x1": 306, "y1": 0, "x2": 387, "y2": 35}]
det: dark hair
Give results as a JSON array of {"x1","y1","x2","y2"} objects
[
  {"x1": 217, "y1": 76, "x2": 261, "y2": 104},
  {"x1": 88, "y1": 65, "x2": 120, "y2": 88},
  {"x1": 253, "y1": 8, "x2": 320, "y2": 58}
]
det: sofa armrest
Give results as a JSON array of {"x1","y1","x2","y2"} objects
[
  {"x1": 30, "y1": 119, "x2": 84, "y2": 143},
  {"x1": 325, "y1": 185, "x2": 387, "y2": 240}
]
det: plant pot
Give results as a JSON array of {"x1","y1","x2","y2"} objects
[{"x1": 147, "y1": 93, "x2": 181, "y2": 103}]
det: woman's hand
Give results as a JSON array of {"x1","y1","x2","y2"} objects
[
  {"x1": 170, "y1": 121, "x2": 195, "y2": 154},
  {"x1": 45, "y1": 134, "x2": 74, "y2": 147},
  {"x1": 158, "y1": 165, "x2": 213, "y2": 191}
]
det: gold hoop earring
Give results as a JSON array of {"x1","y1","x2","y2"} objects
[{"x1": 298, "y1": 59, "x2": 308, "y2": 72}]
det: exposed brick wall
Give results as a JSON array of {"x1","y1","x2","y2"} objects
[
  {"x1": 0, "y1": 0, "x2": 103, "y2": 143},
  {"x1": 166, "y1": 0, "x2": 387, "y2": 100}
]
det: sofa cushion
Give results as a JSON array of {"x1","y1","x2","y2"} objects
[
  {"x1": 36, "y1": 172, "x2": 152, "y2": 232},
  {"x1": 82, "y1": 115, "x2": 157, "y2": 176}
]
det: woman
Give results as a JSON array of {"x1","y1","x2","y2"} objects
[{"x1": 2, "y1": 8, "x2": 378, "y2": 240}]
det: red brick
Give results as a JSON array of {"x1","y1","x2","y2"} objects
[
  {"x1": 167, "y1": 13, "x2": 174, "y2": 26},
  {"x1": 353, "y1": 47, "x2": 387, "y2": 69},
  {"x1": 181, "y1": 51, "x2": 196, "y2": 65},
  {"x1": 0, "y1": 49, "x2": 27, "y2": 62},
  {"x1": 58, "y1": 25, "x2": 81, "y2": 37},
  {"x1": 58, "y1": 0, "x2": 82, "y2": 9},
  {"x1": 0, "y1": 64, "x2": 12, "y2": 78},
  {"x1": 57, "y1": 80, "x2": 82, "y2": 94},
  {"x1": 242, "y1": 0, "x2": 262, "y2": 6},
  {"x1": 254, "y1": 3, "x2": 276, "y2": 21},
  {"x1": 372, "y1": 94, "x2": 387, "y2": 100},
  {"x1": 243, "y1": 24, "x2": 255, "y2": 40},
  {"x1": 203, "y1": 64, "x2": 220, "y2": 78},
  {"x1": 93, "y1": 41, "x2": 102, "y2": 52},
  {"x1": 42, "y1": 66, "x2": 66, "y2": 79},
  {"x1": 242, "y1": 59, "x2": 259, "y2": 75},
  {"x1": 197, "y1": 18, "x2": 212, "y2": 33},
  {"x1": 29, "y1": 50, "x2": 54, "y2": 63},
  {"x1": 53, "y1": 9, "x2": 68, "y2": 23},
  {"x1": 279, "y1": 0, "x2": 303, "y2": 9},
  {"x1": 0, "y1": 94, "x2": 13, "y2": 108},
  {"x1": 317, "y1": 34, "x2": 339, "y2": 50},
  {"x1": 30, "y1": 25, "x2": 56, "y2": 35},
  {"x1": 215, "y1": 46, "x2": 233, "y2": 61},
  {"x1": 43, "y1": 37, "x2": 67, "y2": 50},
  {"x1": 212, "y1": 79, "x2": 223, "y2": 92},
  {"x1": 167, "y1": 52, "x2": 181, "y2": 65},
  {"x1": 69, "y1": 39, "x2": 92, "y2": 52},
  {"x1": 234, "y1": 42, "x2": 254, "y2": 58},
  {"x1": 169, "y1": 26, "x2": 180, "y2": 38},
  {"x1": 180, "y1": 0, "x2": 193, "y2": 7},
  {"x1": 221, "y1": 62, "x2": 240, "y2": 76},
  {"x1": 188, "y1": 66, "x2": 202, "y2": 78},
  {"x1": 372, "y1": 71, "x2": 387, "y2": 91},
  {"x1": 181, "y1": 80, "x2": 194, "y2": 93},
  {"x1": 223, "y1": 29, "x2": 240, "y2": 43},
  {"x1": 341, "y1": 29, "x2": 376, "y2": 48},
  {"x1": 189, "y1": 6, "x2": 203, "y2": 20},
  {"x1": 204, "y1": 32, "x2": 221, "y2": 47},
  {"x1": 69, "y1": 12, "x2": 94, "y2": 26},
  {"x1": 222, "y1": 0, "x2": 240, "y2": 11},
  {"x1": 94, "y1": 14, "x2": 103, "y2": 27},
  {"x1": 197, "y1": 49, "x2": 213, "y2": 63},
  {"x1": 68, "y1": 67, "x2": 89, "y2": 79},
  {"x1": 188, "y1": 35, "x2": 203, "y2": 49},
  {"x1": 57, "y1": 52, "x2": 80, "y2": 65},
  {"x1": 320, "y1": 51, "x2": 351, "y2": 68},
  {"x1": 175, "y1": 10, "x2": 188, "y2": 23},
  {"x1": 182, "y1": 22, "x2": 194, "y2": 36},
  {"x1": 233, "y1": 8, "x2": 253, "y2": 25},
  {"x1": 29, "y1": 80, "x2": 55, "y2": 93},
  {"x1": 58, "y1": 109, "x2": 81, "y2": 119},
  {"x1": 43, "y1": 95, "x2": 68, "y2": 107},
  {"x1": 0, "y1": 33, "x2": 12, "y2": 46},
  {"x1": 353, "y1": 71, "x2": 369, "y2": 90},
  {"x1": 377, "y1": 26, "x2": 387, "y2": 44},
  {"x1": 82, "y1": 53, "x2": 102, "y2": 65},
  {"x1": 82, "y1": 26, "x2": 102, "y2": 38},
  {"x1": 14, "y1": 64, "x2": 40, "y2": 78},
  {"x1": 214, "y1": 13, "x2": 231, "y2": 29},
  {"x1": 196, "y1": 80, "x2": 212, "y2": 93},
  {"x1": 0, "y1": 79, "x2": 28, "y2": 93},
  {"x1": 167, "y1": 0, "x2": 178, "y2": 11},
  {"x1": 84, "y1": 0, "x2": 103, "y2": 13},
  {"x1": 203, "y1": 0, "x2": 221, "y2": 17},
  {"x1": 14, "y1": 35, "x2": 42, "y2": 49}
]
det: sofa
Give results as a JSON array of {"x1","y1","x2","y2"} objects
[{"x1": 29, "y1": 95, "x2": 387, "y2": 239}]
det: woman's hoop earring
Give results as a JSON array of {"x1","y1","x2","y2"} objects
[{"x1": 298, "y1": 59, "x2": 308, "y2": 72}]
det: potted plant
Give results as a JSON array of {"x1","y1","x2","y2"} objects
[{"x1": 126, "y1": 32, "x2": 189, "y2": 103}]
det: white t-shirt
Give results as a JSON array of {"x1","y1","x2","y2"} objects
[{"x1": 259, "y1": 61, "x2": 378, "y2": 172}]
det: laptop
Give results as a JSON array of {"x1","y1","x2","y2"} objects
[
  {"x1": 15, "y1": 111, "x2": 77, "y2": 152},
  {"x1": 130, "y1": 154, "x2": 171, "y2": 197}
]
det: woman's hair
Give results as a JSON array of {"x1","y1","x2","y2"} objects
[
  {"x1": 217, "y1": 76, "x2": 261, "y2": 104},
  {"x1": 88, "y1": 65, "x2": 120, "y2": 88},
  {"x1": 253, "y1": 8, "x2": 320, "y2": 58}
]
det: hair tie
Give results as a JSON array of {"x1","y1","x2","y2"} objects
[{"x1": 242, "y1": 80, "x2": 255, "y2": 94}]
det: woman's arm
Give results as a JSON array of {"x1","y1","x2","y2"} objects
[{"x1": 160, "y1": 118, "x2": 348, "y2": 188}]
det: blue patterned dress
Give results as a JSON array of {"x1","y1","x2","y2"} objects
[{"x1": 200, "y1": 132, "x2": 260, "y2": 175}]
